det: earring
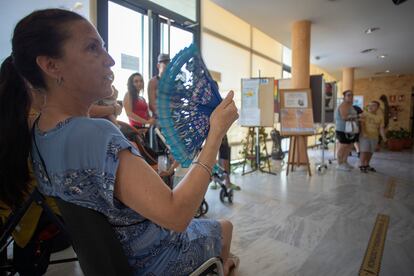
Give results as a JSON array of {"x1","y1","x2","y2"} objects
[{"x1": 56, "y1": 76, "x2": 63, "y2": 86}]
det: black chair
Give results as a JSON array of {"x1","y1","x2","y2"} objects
[
  {"x1": 0, "y1": 188, "x2": 76, "y2": 276},
  {"x1": 53, "y1": 198, "x2": 133, "y2": 276},
  {"x1": 55, "y1": 198, "x2": 224, "y2": 276}
]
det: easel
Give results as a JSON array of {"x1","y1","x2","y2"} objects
[
  {"x1": 286, "y1": 135, "x2": 312, "y2": 176},
  {"x1": 242, "y1": 127, "x2": 276, "y2": 175}
]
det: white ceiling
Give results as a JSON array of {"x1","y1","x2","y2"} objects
[{"x1": 211, "y1": 0, "x2": 414, "y2": 80}]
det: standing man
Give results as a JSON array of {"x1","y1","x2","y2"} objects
[
  {"x1": 148, "y1": 53, "x2": 170, "y2": 118},
  {"x1": 359, "y1": 101, "x2": 387, "y2": 172},
  {"x1": 147, "y1": 53, "x2": 170, "y2": 153}
]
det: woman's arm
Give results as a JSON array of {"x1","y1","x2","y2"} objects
[
  {"x1": 123, "y1": 92, "x2": 153, "y2": 125},
  {"x1": 114, "y1": 91, "x2": 238, "y2": 232},
  {"x1": 338, "y1": 103, "x2": 350, "y2": 120},
  {"x1": 89, "y1": 104, "x2": 121, "y2": 118}
]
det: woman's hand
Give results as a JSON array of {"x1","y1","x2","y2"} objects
[
  {"x1": 113, "y1": 103, "x2": 123, "y2": 116},
  {"x1": 147, "y1": 117, "x2": 156, "y2": 125},
  {"x1": 209, "y1": 91, "x2": 239, "y2": 140}
]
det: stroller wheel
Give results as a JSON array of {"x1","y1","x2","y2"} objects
[
  {"x1": 220, "y1": 188, "x2": 233, "y2": 204},
  {"x1": 228, "y1": 189, "x2": 233, "y2": 204},
  {"x1": 219, "y1": 188, "x2": 225, "y2": 202},
  {"x1": 195, "y1": 199, "x2": 209, "y2": 218},
  {"x1": 200, "y1": 200, "x2": 209, "y2": 215}
]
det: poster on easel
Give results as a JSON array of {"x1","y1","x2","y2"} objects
[
  {"x1": 240, "y1": 78, "x2": 275, "y2": 127},
  {"x1": 280, "y1": 88, "x2": 314, "y2": 135}
]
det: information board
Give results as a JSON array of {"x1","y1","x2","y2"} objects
[{"x1": 280, "y1": 88, "x2": 314, "y2": 135}]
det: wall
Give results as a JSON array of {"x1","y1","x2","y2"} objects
[
  {"x1": 201, "y1": 0, "x2": 284, "y2": 157},
  {"x1": 354, "y1": 75, "x2": 414, "y2": 131},
  {"x1": 310, "y1": 64, "x2": 337, "y2": 83},
  {"x1": 201, "y1": 0, "x2": 341, "y2": 159}
]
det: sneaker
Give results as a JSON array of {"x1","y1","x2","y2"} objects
[
  {"x1": 359, "y1": 166, "x2": 368, "y2": 173},
  {"x1": 344, "y1": 162, "x2": 354, "y2": 170},
  {"x1": 367, "y1": 166, "x2": 376, "y2": 172},
  {"x1": 210, "y1": 182, "x2": 218, "y2": 190},
  {"x1": 336, "y1": 164, "x2": 351, "y2": 171}
]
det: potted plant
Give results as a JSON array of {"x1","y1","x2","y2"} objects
[
  {"x1": 386, "y1": 129, "x2": 404, "y2": 151},
  {"x1": 400, "y1": 128, "x2": 413, "y2": 149}
]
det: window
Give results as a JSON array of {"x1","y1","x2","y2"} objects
[{"x1": 108, "y1": 1, "x2": 149, "y2": 122}]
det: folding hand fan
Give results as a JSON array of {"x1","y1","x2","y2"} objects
[{"x1": 157, "y1": 43, "x2": 222, "y2": 167}]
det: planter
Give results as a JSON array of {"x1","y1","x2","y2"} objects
[
  {"x1": 402, "y1": 138, "x2": 413, "y2": 149},
  {"x1": 387, "y1": 138, "x2": 404, "y2": 151}
]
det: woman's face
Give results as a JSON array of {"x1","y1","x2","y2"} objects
[
  {"x1": 133, "y1": 75, "x2": 144, "y2": 92},
  {"x1": 53, "y1": 20, "x2": 115, "y2": 103},
  {"x1": 344, "y1": 92, "x2": 353, "y2": 103}
]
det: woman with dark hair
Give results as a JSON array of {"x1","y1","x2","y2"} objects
[
  {"x1": 123, "y1": 72, "x2": 155, "y2": 128},
  {"x1": 0, "y1": 9, "x2": 239, "y2": 275}
]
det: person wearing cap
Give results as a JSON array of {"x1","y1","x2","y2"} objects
[{"x1": 148, "y1": 53, "x2": 170, "y2": 117}]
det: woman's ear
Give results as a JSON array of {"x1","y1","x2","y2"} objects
[{"x1": 35, "y1": 56, "x2": 61, "y2": 80}]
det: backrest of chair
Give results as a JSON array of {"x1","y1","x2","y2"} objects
[{"x1": 54, "y1": 198, "x2": 133, "y2": 276}]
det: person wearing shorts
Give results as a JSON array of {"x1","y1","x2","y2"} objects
[
  {"x1": 335, "y1": 90, "x2": 359, "y2": 171},
  {"x1": 359, "y1": 101, "x2": 387, "y2": 173}
]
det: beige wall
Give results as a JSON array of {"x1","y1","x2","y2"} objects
[
  {"x1": 310, "y1": 64, "x2": 337, "y2": 83},
  {"x1": 354, "y1": 75, "x2": 414, "y2": 131},
  {"x1": 201, "y1": 0, "x2": 284, "y2": 151},
  {"x1": 201, "y1": 0, "x2": 341, "y2": 158}
]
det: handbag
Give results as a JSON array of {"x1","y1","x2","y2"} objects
[{"x1": 345, "y1": 121, "x2": 359, "y2": 134}]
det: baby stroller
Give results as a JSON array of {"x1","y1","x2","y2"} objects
[
  {"x1": 117, "y1": 121, "x2": 174, "y2": 188},
  {"x1": 154, "y1": 128, "x2": 210, "y2": 218},
  {"x1": 318, "y1": 126, "x2": 336, "y2": 150},
  {"x1": 212, "y1": 164, "x2": 234, "y2": 204},
  {"x1": 270, "y1": 129, "x2": 285, "y2": 160}
]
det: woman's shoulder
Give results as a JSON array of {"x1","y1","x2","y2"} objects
[{"x1": 70, "y1": 117, "x2": 123, "y2": 138}]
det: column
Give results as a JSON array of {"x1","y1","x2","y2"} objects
[
  {"x1": 292, "y1": 20, "x2": 311, "y2": 89},
  {"x1": 291, "y1": 20, "x2": 311, "y2": 167},
  {"x1": 342, "y1": 67, "x2": 355, "y2": 92}
]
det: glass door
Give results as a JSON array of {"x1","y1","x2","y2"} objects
[
  {"x1": 160, "y1": 21, "x2": 194, "y2": 59},
  {"x1": 108, "y1": 1, "x2": 149, "y2": 122}
]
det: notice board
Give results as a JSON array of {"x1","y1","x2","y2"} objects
[
  {"x1": 240, "y1": 78, "x2": 275, "y2": 127},
  {"x1": 280, "y1": 88, "x2": 315, "y2": 135}
]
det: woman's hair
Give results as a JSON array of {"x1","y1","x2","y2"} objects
[
  {"x1": 0, "y1": 9, "x2": 85, "y2": 208},
  {"x1": 127, "y1": 72, "x2": 143, "y2": 104},
  {"x1": 342, "y1": 90, "x2": 353, "y2": 97}
]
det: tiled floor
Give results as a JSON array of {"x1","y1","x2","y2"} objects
[{"x1": 43, "y1": 147, "x2": 414, "y2": 275}]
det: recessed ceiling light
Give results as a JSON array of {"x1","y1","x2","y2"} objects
[
  {"x1": 361, "y1": 48, "x2": 377, "y2": 54},
  {"x1": 378, "y1": 55, "x2": 387, "y2": 59},
  {"x1": 365, "y1": 27, "x2": 380, "y2": 34}
]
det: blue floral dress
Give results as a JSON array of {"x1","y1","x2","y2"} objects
[{"x1": 31, "y1": 117, "x2": 222, "y2": 275}]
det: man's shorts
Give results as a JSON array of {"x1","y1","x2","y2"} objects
[{"x1": 359, "y1": 137, "x2": 378, "y2": 153}]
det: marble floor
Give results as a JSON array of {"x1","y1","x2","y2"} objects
[{"x1": 42, "y1": 147, "x2": 414, "y2": 276}]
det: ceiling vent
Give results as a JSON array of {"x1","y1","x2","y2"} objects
[
  {"x1": 392, "y1": 0, "x2": 408, "y2": 5},
  {"x1": 361, "y1": 48, "x2": 377, "y2": 54},
  {"x1": 365, "y1": 27, "x2": 380, "y2": 34}
]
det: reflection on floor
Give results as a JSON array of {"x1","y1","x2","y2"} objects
[{"x1": 45, "y1": 147, "x2": 414, "y2": 276}]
